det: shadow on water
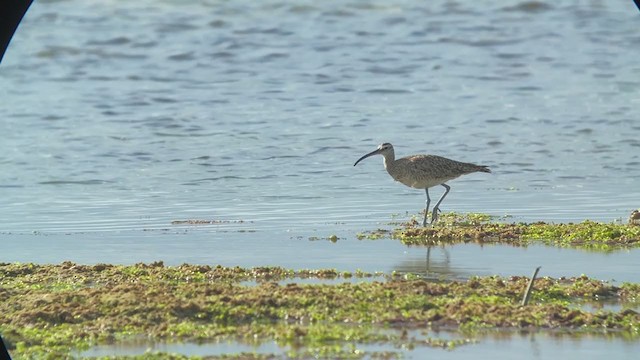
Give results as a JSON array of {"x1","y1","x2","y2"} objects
[{"x1": 389, "y1": 242, "x2": 640, "y2": 284}]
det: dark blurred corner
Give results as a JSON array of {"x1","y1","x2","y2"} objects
[
  {"x1": 1, "y1": 334, "x2": 11, "y2": 359},
  {"x1": 1, "y1": 0, "x2": 35, "y2": 64},
  {"x1": 1, "y1": 1, "x2": 34, "y2": 358}
]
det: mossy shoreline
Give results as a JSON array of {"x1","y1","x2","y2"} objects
[
  {"x1": 357, "y1": 213, "x2": 640, "y2": 251},
  {"x1": 1, "y1": 262, "x2": 639, "y2": 359}
]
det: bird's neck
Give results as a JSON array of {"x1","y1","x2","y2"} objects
[{"x1": 382, "y1": 153, "x2": 395, "y2": 170}]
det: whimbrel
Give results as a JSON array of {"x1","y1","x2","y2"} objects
[{"x1": 354, "y1": 143, "x2": 491, "y2": 226}]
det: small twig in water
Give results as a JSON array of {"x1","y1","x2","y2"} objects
[{"x1": 521, "y1": 266, "x2": 541, "y2": 306}]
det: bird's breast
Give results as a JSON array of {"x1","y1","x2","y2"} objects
[
  {"x1": 388, "y1": 168, "x2": 454, "y2": 189},
  {"x1": 395, "y1": 177, "x2": 446, "y2": 189}
]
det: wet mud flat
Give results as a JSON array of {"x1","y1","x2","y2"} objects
[{"x1": 1, "y1": 259, "x2": 639, "y2": 359}]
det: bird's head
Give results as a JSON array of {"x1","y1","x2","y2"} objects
[{"x1": 354, "y1": 143, "x2": 394, "y2": 166}]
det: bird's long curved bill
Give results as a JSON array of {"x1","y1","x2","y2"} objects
[{"x1": 353, "y1": 149, "x2": 381, "y2": 166}]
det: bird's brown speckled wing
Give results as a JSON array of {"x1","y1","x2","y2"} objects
[{"x1": 390, "y1": 155, "x2": 488, "y2": 188}]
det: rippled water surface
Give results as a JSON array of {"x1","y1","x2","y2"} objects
[
  {"x1": 2, "y1": 0, "x2": 639, "y2": 271},
  {"x1": 2, "y1": 0, "x2": 640, "y2": 357},
  {"x1": 2, "y1": 0, "x2": 639, "y2": 267},
  {"x1": 2, "y1": 0, "x2": 639, "y2": 236}
]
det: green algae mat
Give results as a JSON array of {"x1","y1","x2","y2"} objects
[
  {"x1": 357, "y1": 212, "x2": 640, "y2": 251},
  {"x1": 1, "y1": 262, "x2": 639, "y2": 359}
]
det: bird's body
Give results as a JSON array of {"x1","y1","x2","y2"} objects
[
  {"x1": 384, "y1": 154, "x2": 489, "y2": 189},
  {"x1": 354, "y1": 143, "x2": 490, "y2": 226}
]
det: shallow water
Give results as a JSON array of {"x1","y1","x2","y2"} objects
[
  {"x1": 2, "y1": 229, "x2": 639, "y2": 283},
  {"x1": 1, "y1": 0, "x2": 639, "y2": 357},
  {"x1": 78, "y1": 330, "x2": 640, "y2": 359}
]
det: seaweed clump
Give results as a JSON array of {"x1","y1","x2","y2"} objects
[{"x1": 362, "y1": 213, "x2": 640, "y2": 251}]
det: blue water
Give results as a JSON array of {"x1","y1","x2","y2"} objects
[
  {"x1": 1, "y1": 0, "x2": 639, "y2": 357},
  {"x1": 2, "y1": 0, "x2": 639, "y2": 235}
]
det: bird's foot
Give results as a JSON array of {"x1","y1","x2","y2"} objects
[
  {"x1": 422, "y1": 210, "x2": 429, "y2": 227},
  {"x1": 430, "y1": 208, "x2": 442, "y2": 224}
]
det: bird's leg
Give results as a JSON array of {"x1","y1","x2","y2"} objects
[
  {"x1": 423, "y1": 188, "x2": 431, "y2": 227},
  {"x1": 430, "y1": 184, "x2": 451, "y2": 224}
]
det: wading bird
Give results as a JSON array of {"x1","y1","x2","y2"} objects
[{"x1": 354, "y1": 143, "x2": 491, "y2": 226}]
